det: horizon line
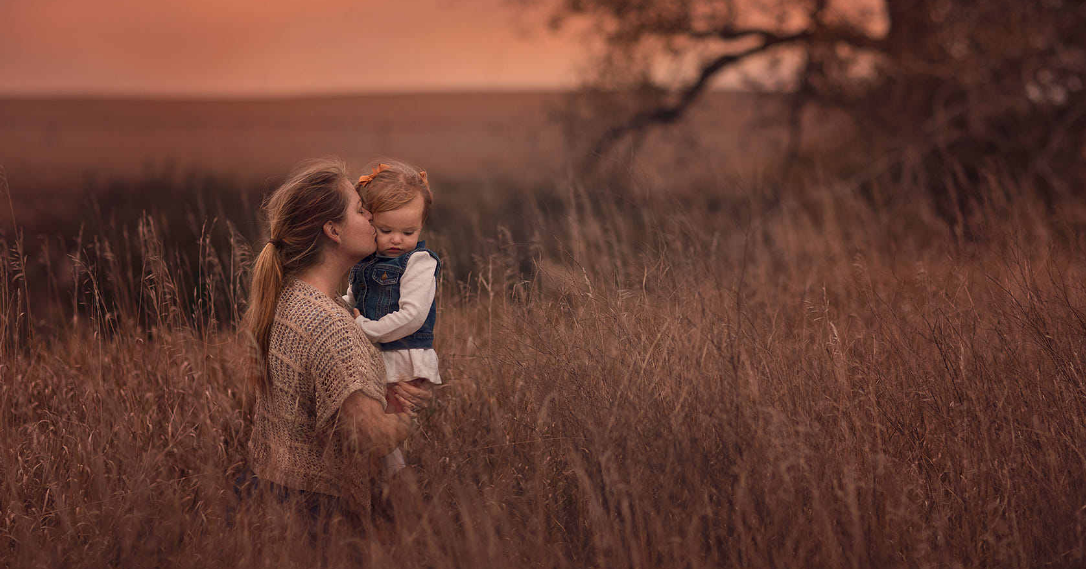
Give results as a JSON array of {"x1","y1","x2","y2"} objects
[
  {"x1": 0, "y1": 86, "x2": 580, "y2": 101},
  {"x1": 0, "y1": 85, "x2": 772, "y2": 102}
]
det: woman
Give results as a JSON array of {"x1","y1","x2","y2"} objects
[{"x1": 241, "y1": 158, "x2": 432, "y2": 517}]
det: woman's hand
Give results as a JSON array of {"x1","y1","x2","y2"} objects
[{"x1": 388, "y1": 380, "x2": 433, "y2": 417}]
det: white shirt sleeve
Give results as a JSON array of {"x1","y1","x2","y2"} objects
[
  {"x1": 342, "y1": 280, "x2": 356, "y2": 307},
  {"x1": 354, "y1": 253, "x2": 437, "y2": 343}
]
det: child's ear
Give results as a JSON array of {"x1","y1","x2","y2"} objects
[{"x1": 323, "y1": 221, "x2": 341, "y2": 244}]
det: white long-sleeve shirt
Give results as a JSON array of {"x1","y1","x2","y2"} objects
[{"x1": 343, "y1": 253, "x2": 441, "y2": 384}]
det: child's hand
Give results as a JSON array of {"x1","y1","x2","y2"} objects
[{"x1": 352, "y1": 308, "x2": 361, "y2": 318}]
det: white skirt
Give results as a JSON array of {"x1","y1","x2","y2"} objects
[{"x1": 382, "y1": 348, "x2": 441, "y2": 385}]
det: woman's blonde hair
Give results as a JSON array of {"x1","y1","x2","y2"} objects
[
  {"x1": 355, "y1": 159, "x2": 433, "y2": 222},
  {"x1": 242, "y1": 158, "x2": 351, "y2": 390}
]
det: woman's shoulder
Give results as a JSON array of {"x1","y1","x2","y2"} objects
[{"x1": 277, "y1": 278, "x2": 354, "y2": 334}]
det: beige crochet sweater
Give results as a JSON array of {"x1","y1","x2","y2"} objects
[{"x1": 248, "y1": 277, "x2": 387, "y2": 496}]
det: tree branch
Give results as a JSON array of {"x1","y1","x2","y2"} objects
[
  {"x1": 582, "y1": 24, "x2": 888, "y2": 172},
  {"x1": 684, "y1": 27, "x2": 776, "y2": 41},
  {"x1": 584, "y1": 33, "x2": 801, "y2": 169}
]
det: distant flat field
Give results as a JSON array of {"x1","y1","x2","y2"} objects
[{"x1": 0, "y1": 91, "x2": 789, "y2": 195}]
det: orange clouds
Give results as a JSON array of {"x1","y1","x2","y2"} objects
[
  {"x1": 0, "y1": 0, "x2": 583, "y2": 95},
  {"x1": 0, "y1": 0, "x2": 889, "y2": 96}
]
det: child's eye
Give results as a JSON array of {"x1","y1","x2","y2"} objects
[
  {"x1": 378, "y1": 228, "x2": 391, "y2": 233},
  {"x1": 404, "y1": 231, "x2": 415, "y2": 236}
]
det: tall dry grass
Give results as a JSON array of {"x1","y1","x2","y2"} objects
[{"x1": 2, "y1": 168, "x2": 1086, "y2": 568}]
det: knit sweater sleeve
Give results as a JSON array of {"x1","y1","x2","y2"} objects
[
  {"x1": 308, "y1": 304, "x2": 387, "y2": 429},
  {"x1": 354, "y1": 253, "x2": 437, "y2": 343}
]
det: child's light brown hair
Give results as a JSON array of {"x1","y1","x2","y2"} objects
[{"x1": 355, "y1": 159, "x2": 433, "y2": 222}]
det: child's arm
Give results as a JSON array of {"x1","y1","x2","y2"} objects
[{"x1": 354, "y1": 254, "x2": 437, "y2": 344}]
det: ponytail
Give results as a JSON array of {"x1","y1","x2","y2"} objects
[
  {"x1": 241, "y1": 159, "x2": 351, "y2": 392},
  {"x1": 242, "y1": 242, "x2": 285, "y2": 390}
]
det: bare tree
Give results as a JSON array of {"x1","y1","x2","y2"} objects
[{"x1": 532, "y1": 0, "x2": 1086, "y2": 209}]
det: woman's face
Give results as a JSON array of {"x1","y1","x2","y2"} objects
[{"x1": 335, "y1": 181, "x2": 377, "y2": 259}]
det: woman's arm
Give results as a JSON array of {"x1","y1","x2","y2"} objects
[
  {"x1": 336, "y1": 390, "x2": 413, "y2": 457},
  {"x1": 336, "y1": 381, "x2": 434, "y2": 456},
  {"x1": 354, "y1": 254, "x2": 437, "y2": 343}
]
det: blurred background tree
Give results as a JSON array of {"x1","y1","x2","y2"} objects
[{"x1": 532, "y1": 0, "x2": 1086, "y2": 225}]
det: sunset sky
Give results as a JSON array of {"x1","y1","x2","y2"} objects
[
  {"x1": 1, "y1": 0, "x2": 887, "y2": 97},
  {"x1": 0, "y1": 0, "x2": 586, "y2": 96}
]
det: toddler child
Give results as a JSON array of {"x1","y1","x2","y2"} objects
[{"x1": 343, "y1": 160, "x2": 440, "y2": 475}]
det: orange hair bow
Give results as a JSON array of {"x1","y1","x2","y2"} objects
[{"x1": 358, "y1": 163, "x2": 391, "y2": 187}]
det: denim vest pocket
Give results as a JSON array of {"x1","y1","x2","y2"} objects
[
  {"x1": 373, "y1": 264, "x2": 403, "y2": 314},
  {"x1": 372, "y1": 264, "x2": 402, "y2": 285}
]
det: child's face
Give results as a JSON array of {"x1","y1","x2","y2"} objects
[{"x1": 373, "y1": 194, "x2": 425, "y2": 257}]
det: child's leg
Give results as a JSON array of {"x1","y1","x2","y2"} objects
[
  {"x1": 381, "y1": 378, "x2": 429, "y2": 482},
  {"x1": 382, "y1": 448, "x2": 406, "y2": 478}
]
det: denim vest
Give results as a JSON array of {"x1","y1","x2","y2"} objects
[{"x1": 348, "y1": 241, "x2": 440, "y2": 351}]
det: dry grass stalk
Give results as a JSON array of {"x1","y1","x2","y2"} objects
[{"x1": 2, "y1": 172, "x2": 1086, "y2": 568}]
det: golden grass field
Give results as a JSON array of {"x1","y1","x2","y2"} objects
[{"x1": 2, "y1": 94, "x2": 1086, "y2": 567}]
